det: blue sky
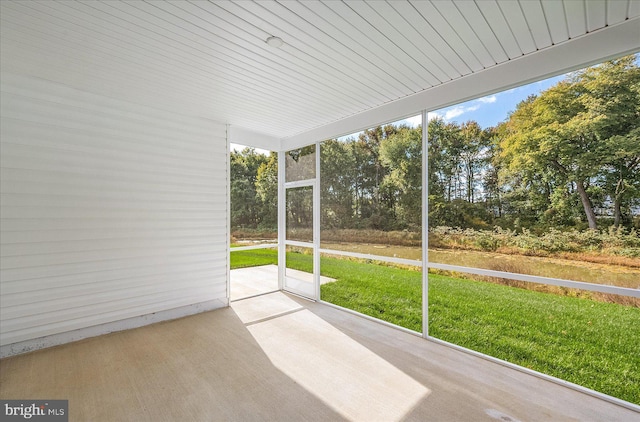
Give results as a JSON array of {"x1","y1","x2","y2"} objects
[
  {"x1": 338, "y1": 73, "x2": 569, "y2": 141},
  {"x1": 405, "y1": 52, "x2": 637, "y2": 129},
  {"x1": 428, "y1": 75, "x2": 566, "y2": 128},
  {"x1": 395, "y1": 74, "x2": 567, "y2": 130}
]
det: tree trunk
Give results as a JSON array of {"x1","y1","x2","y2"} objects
[
  {"x1": 613, "y1": 178, "x2": 625, "y2": 228},
  {"x1": 468, "y1": 168, "x2": 474, "y2": 203},
  {"x1": 575, "y1": 180, "x2": 598, "y2": 229},
  {"x1": 613, "y1": 197, "x2": 622, "y2": 228}
]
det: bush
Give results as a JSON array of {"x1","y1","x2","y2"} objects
[
  {"x1": 474, "y1": 234, "x2": 499, "y2": 251},
  {"x1": 233, "y1": 225, "x2": 640, "y2": 264},
  {"x1": 428, "y1": 225, "x2": 640, "y2": 261}
]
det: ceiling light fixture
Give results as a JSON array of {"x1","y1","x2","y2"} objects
[{"x1": 266, "y1": 36, "x2": 284, "y2": 48}]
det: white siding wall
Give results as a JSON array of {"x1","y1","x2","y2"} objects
[{"x1": 0, "y1": 73, "x2": 228, "y2": 355}]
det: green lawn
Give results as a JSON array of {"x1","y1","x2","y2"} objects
[
  {"x1": 428, "y1": 273, "x2": 639, "y2": 404},
  {"x1": 230, "y1": 248, "x2": 640, "y2": 404},
  {"x1": 230, "y1": 247, "x2": 278, "y2": 269}
]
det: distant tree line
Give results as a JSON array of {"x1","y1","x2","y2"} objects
[
  {"x1": 230, "y1": 148, "x2": 277, "y2": 230},
  {"x1": 231, "y1": 55, "x2": 640, "y2": 234}
]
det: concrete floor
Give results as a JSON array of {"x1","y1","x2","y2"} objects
[
  {"x1": 230, "y1": 264, "x2": 279, "y2": 300},
  {"x1": 1, "y1": 291, "x2": 637, "y2": 421},
  {"x1": 230, "y1": 264, "x2": 334, "y2": 301}
]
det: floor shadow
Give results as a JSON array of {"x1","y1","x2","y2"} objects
[
  {"x1": 2, "y1": 292, "x2": 635, "y2": 421},
  {"x1": 0, "y1": 306, "x2": 347, "y2": 421},
  {"x1": 282, "y1": 293, "x2": 638, "y2": 422}
]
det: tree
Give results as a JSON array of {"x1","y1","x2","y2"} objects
[
  {"x1": 346, "y1": 125, "x2": 401, "y2": 228},
  {"x1": 501, "y1": 55, "x2": 640, "y2": 230},
  {"x1": 600, "y1": 132, "x2": 640, "y2": 227},
  {"x1": 458, "y1": 121, "x2": 489, "y2": 203},
  {"x1": 255, "y1": 152, "x2": 278, "y2": 228},
  {"x1": 379, "y1": 126, "x2": 422, "y2": 229},
  {"x1": 230, "y1": 147, "x2": 268, "y2": 229},
  {"x1": 576, "y1": 56, "x2": 640, "y2": 227},
  {"x1": 501, "y1": 89, "x2": 599, "y2": 229},
  {"x1": 427, "y1": 118, "x2": 463, "y2": 203},
  {"x1": 320, "y1": 139, "x2": 356, "y2": 229},
  {"x1": 482, "y1": 125, "x2": 504, "y2": 218}
]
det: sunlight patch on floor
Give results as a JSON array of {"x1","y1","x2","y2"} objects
[
  {"x1": 234, "y1": 293, "x2": 430, "y2": 421},
  {"x1": 230, "y1": 265, "x2": 279, "y2": 301}
]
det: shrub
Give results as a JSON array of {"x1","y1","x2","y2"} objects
[
  {"x1": 474, "y1": 233, "x2": 499, "y2": 251},
  {"x1": 428, "y1": 225, "x2": 639, "y2": 262},
  {"x1": 233, "y1": 225, "x2": 640, "y2": 264}
]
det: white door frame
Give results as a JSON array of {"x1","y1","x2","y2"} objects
[{"x1": 278, "y1": 143, "x2": 320, "y2": 300}]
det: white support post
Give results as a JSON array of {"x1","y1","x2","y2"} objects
[
  {"x1": 314, "y1": 142, "x2": 321, "y2": 300},
  {"x1": 421, "y1": 110, "x2": 429, "y2": 338},
  {"x1": 278, "y1": 150, "x2": 285, "y2": 291},
  {"x1": 226, "y1": 125, "x2": 231, "y2": 305}
]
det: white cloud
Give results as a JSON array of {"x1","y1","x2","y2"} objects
[
  {"x1": 444, "y1": 106, "x2": 465, "y2": 120},
  {"x1": 403, "y1": 114, "x2": 422, "y2": 127},
  {"x1": 427, "y1": 112, "x2": 442, "y2": 121},
  {"x1": 477, "y1": 95, "x2": 497, "y2": 104},
  {"x1": 430, "y1": 94, "x2": 499, "y2": 124}
]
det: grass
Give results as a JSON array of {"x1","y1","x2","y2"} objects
[
  {"x1": 230, "y1": 247, "x2": 278, "y2": 269},
  {"x1": 428, "y1": 274, "x2": 640, "y2": 404},
  {"x1": 319, "y1": 257, "x2": 422, "y2": 331},
  {"x1": 230, "y1": 248, "x2": 640, "y2": 404},
  {"x1": 320, "y1": 242, "x2": 640, "y2": 295}
]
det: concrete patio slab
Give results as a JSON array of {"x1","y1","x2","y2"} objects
[
  {"x1": 230, "y1": 264, "x2": 335, "y2": 301},
  {"x1": 1, "y1": 291, "x2": 636, "y2": 421},
  {"x1": 230, "y1": 265, "x2": 279, "y2": 301}
]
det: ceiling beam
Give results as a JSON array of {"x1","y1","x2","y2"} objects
[
  {"x1": 281, "y1": 17, "x2": 640, "y2": 151},
  {"x1": 228, "y1": 125, "x2": 281, "y2": 151}
]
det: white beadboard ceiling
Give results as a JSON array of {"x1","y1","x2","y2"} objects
[{"x1": 1, "y1": 0, "x2": 639, "y2": 146}]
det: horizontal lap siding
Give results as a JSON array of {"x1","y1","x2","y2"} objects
[{"x1": 0, "y1": 73, "x2": 228, "y2": 346}]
